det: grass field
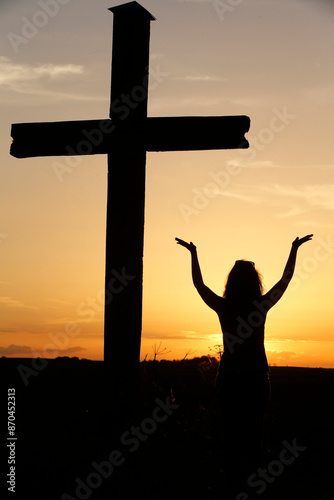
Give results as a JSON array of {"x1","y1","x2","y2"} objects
[{"x1": 1, "y1": 357, "x2": 333, "y2": 500}]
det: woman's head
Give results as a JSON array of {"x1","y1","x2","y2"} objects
[{"x1": 223, "y1": 259, "x2": 264, "y2": 303}]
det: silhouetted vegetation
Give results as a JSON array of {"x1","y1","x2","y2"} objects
[{"x1": 1, "y1": 356, "x2": 333, "y2": 500}]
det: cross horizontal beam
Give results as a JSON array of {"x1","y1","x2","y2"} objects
[{"x1": 10, "y1": 115, "x2": 250, "y2": 158}]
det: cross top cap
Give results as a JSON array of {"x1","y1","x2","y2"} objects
[{"x1": 109, "y1": 1, "x2": 156, "y2": 21}]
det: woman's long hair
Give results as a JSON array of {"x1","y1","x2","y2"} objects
[{"x1": 223, "y1": 259, "x2": 264, "y2": 304}]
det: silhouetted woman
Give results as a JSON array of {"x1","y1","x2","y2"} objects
[{"x1": 176, "y1": 235, "x2": 313, "y2": 489}]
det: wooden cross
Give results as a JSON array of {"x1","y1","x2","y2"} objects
[{"x1": 10, "y1": 1, "x2": 250, "y2": 382}]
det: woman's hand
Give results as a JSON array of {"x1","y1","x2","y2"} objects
[
  {"x1": 292, "y1": 234, "x2": 313, "y2": 248},
  {"x1": 175, "y1": 237, "x2": 196, "y2": 253}
]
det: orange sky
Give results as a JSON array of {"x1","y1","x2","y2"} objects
[{"x1": 0, "y1": 0, "x2": 334, "y2": 368}]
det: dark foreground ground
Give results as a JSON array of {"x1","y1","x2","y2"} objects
[{"x1": 1, "y1": 357, "x2": 333, "y2": 500}]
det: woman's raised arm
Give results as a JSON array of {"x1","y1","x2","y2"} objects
[
  {"x1": 261, "y1": 234, "x2": 313, "y2": 310},
  {"x1": 175, "y1": 238, "x2": 222, "y2": 311}
]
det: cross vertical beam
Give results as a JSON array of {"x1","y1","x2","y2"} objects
[{"x1": 104, "y1": 4, "x2": 155, "y2": 379}]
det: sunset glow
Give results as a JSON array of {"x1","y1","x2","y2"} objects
[{"x1": 1, "y1": 0, "x2": 333, "y2": 368}]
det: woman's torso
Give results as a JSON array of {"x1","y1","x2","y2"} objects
[{"x1": 216, "y1": 297, "x2": 269, "y2": 375}]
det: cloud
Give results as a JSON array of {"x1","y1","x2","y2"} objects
[
  {"x1": 143, "y1": 332, "x2": 219, "y2": 341},
  {"x1": 45, "y1": 298, "x2": 74, "y2": 306},
  {"x1": 46, "y1": 316, "x2": 101, "y2": 326},
  {"x1": 302, "y1": 84, "x2": 334, "y2": 105},
  {"x1": 0, "y1": 344, "x2": 33, "y2": 355},
  {"x1": 172, "y1": 74, "x2": 227, "y2": 82},
  {"x1": 144, "y1": 333, "x2": 197, "y2": 340},
  {"x1": 219, "y1": 189, "x2": 262, "y2": 204},
  {"x1": 266, "y1": 338, "x2": 324, "y2": 344},
  {"x1": 0, "y1": 56, "x2": 97, "y2": 102},
  {"x1": 0, "y1": 344, "x2": 87, "y2": 356},
  {"x1": 0, "y1": 327, "x2": 19, "y2": 333},
  {"x1": 218, "y1": 182, "x2": 334, "y2": 217},
  {"x1": 266, "y1": 350, "x2": 300, "y2": 362},
  {"x1": 251, "y1": 161, "x2": 275, "y2": 169},
  {"x1": 55, "y1": 346, "x2": 87, "y2": 355},
  {"x1": 294, "y1": 219, "x2": 331, "y2": 228},
  {"x1": 0, "y1": 56, "x2": 84, "y2": 88},
  {"x1": 0, "y1": 296, "x2": 39, "y2": 310},
  {"x1": 260, "y1": 183, "x2": 334, "y2": 215},
  {"x1": 229, "y1": 97, "x2": 270, "y2": 107}
]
